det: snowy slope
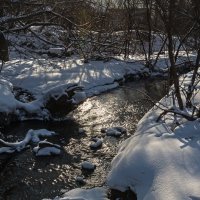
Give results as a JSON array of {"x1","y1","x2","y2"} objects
[
  {"x1": 107, "y1": 93, "x2": 200, "y2": 200},
  {"x1": 1, "y1": 57, "x2": 145, "y2": 98},
  {"x1": 2, "y1": 51, "x2": 195, "y2": 99}
]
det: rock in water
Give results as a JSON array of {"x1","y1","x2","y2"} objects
[
  {"x1": 43, "y1": 83, "x2": 86, "y2": 118},
  {"x1": 101, "y1": 127, "x2": 127, "y2": 137},
  {"x1": 81, "y1": 161, "x2": 96, "y2": 171},
  {"x1": 33, "y1": 141, "x2": 61, "y2": 156},
  {"x1": 90, "y1": 138, "x2": 103, "y2": 149}
]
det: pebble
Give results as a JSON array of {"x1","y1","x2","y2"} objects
[
  {"x1": 90, "y1": 138, "x2": 103, "y2": 149},
  {"x1": 81, "y1": 161, "x2": 96, "y2": 171}
]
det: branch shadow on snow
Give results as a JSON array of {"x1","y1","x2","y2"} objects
[{"x1": 138, "y1": 110, "x2": 200, "y2": 151}]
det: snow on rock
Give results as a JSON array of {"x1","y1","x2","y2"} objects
[
  {"x1": 34, "y1": 146, "x2": 61, "y2": 156},
  {"x1": 101, "y1": 127, "x2": 127, "y2": 137},
  {"x1": 39, "y1": 83, "x2": 86, "y2": 111},
  {"x1": 45, "y1": 187, "x2": 108, "y2": 200},
  {"x1": 0, "y1": 129, "x2": 56, "y2": 154},
  {"x1": 42, "y1": 83, "x2": 83, "y2": 102},
  {"x1": 0, "y1": 78, "x2": 86, "y2": 123},
  {"x1": 30, "y1": 129, "x2": 56, "y2": 143},
  {"x1": 81, "y1": 161, "x2": 96, "y2": 171},
  {"x1": 90, "y1": 138, "x2": 103, "y2": 149},
  {"x1": 38, "y1": 83, "x2": 86, "y2": 118},
  {"x1": 0, "y1": 78, "x2": 45, "y2": 122},
  {"x1": 107, "y1": 105, "x2": 200, "y2": 200},
  {"x1": 0, "y1": 146, "x2": 16, "y2": 154},
  {"x1": 33, "y1": 140, "x2": 61, "y2": 156}
]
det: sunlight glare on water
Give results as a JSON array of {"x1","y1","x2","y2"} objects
[{"x1": 0, "y1": 79, "x2": 167, "y2": 200}]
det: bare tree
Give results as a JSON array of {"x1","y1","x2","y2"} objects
[
  {"x1": 0, "y1": 31, "x2": 9, "y2": 73},
  {"x1": 155, "y1": 0, "x2": 184, "y2": 110}
]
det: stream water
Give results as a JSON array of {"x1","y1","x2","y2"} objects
[{"x1": 0, "y1": 79, "x2": 167, "y2": 200}]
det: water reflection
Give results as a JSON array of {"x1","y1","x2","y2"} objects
[{"x1": 0, "y1": 79, "x2": 166, "y2": 200}]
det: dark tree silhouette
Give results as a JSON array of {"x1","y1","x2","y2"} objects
[{"x1": 0, "y1": 31, "x2": 9, "y2": 72}]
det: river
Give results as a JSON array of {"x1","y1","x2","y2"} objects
[{"x1": 0, "y1": 79, "x2": 167, "y2": 200}]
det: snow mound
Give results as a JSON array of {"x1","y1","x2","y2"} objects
[
  {"x1": 107, "y1": 109, "x2": 200, "y2": 200},
  {"x1": 33, "y1": 140, "x2": 61, "y2": 156},
  {"x1": 44, "y1": 187, "x2": 108, "y2": 200},
  {"x1": 0, "y1": 79, "x2": 86, "y2": 123},
  {"x1": 34, "y1": 146, "x2": 61, "y2": 156},
  {"x1": 101, "y1": 127, "x2": 127, "y2": 137},
  {"x1": 0, "y1": 129, "x2": 56, "y2": 154}
]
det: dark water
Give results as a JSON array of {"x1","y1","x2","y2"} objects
[{"x1": 0, "y1": 79, "x2": 167, "y2": 200}]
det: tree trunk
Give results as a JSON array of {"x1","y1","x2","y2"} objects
[{"x1": 167, "y1": 0, "x2": 183, "y2": 110}]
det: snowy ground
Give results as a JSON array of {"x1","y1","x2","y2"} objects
[
  {"x1": 0, "y1": 50, "x2": 195, "y2": 122},
  {"x1": 40, "y1": 69, "x2": 200, "y2": 200},
  {"x1": 107, "y1": 71, "x2": 200, "y2": 200},
  {"x1": 0, "y1": 33, "x2": 199, "y2": 199},
  {"x1": 1, "y1": 56, "x2": 143, "y2": 98},
  {"x1": 1, "y1": 51, "x2": 196, "y2": 98}
]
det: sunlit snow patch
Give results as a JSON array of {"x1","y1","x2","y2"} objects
[
  {"x1": 43, "y1": 187, "x2": 108, "y2": 200},
  {"x1": 0, "y1": 129, "x2": 56, "y2": 154},
  {"x1": 33, "y1": 140, "x2": 61, "y2": 156}
]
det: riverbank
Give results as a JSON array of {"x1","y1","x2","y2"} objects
[
  {"x1": 0, "y1": 80, "x2": 165, "y2": 200},
  {"x1": 0, "y1": 52, "x2": 195, "y2": 126},
  {"x1": 46, "y1": 71, "x2": 200, "y2": 200},
  {"x1": 0, "y1": 54, "x2": 199, "y2": 200},
  {"x1": 107, "y1": 70, "x2": 200, "y2": 199},
  {"x1": 1, "y1": 51, "x2": 195, "y2": 97}
]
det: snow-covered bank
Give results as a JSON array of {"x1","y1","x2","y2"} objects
[
  {"x1": 0, "y1": 129, "x2": 58, "y2": 155},
  {"x1": 0, "y1": 52, "x2": 195, "y2": 123},
  {"x1": 1, "y1": 57, "x2": 144, "y2": 98},
  {"x1": 0, "y1": 52, "x2": 199, "y2": 199},
  {"x1": 2, "y1": 51, "x2": 195, "y2": 99},
  {"x1": 44, "y1": 187, "x2": 108, "y2": 200},
  {"x1": 0, "y1": 78, "x2": 86, "y2": 125},
  {"x1": 107, "y1": 79, "x2": 200, "y2": 199},
  {"x1": 0, "y1": 56, "x2": 145, "y2": 124}
]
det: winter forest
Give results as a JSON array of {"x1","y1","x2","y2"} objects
[{"x1": 0, "y1": 0, "x2": 200, "y2": 200}]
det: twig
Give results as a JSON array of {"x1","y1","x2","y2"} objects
[{"x1": 156, "y1": 108, "x2": 196, "y2": 122}]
